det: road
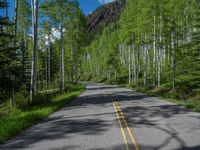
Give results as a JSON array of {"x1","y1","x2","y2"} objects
[{"x1": 1, "y1": 82, "x2": 200, "y2": 150}]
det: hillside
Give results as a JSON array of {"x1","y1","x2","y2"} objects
[
  {"x1": 87, "y1": 0, "x2": 126, "y2": 39},
  {"x1": 82, "y1": 0, "x2": 200, "y2": 110}
]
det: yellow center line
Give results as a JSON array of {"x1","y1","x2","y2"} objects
[
  {"x1": 115, "y1": 101, "x2": 140, "y2": 150},
  {"x1": 112, "y1": 101, "x2": 130, "y2": 150}
]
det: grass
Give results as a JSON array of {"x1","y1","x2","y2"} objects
[
  {"x1": 86, "y1": 76, "x2": 200, "y2": 112},
  {"x1": 0, "y1": 84, "x2": 85, "y2": 144},
  {"x1": 165, "y1": 98, "x2": 200, "y2": 112},
  {"x1": 126, "y1": 84, "x2": 200, "y2": 112}
]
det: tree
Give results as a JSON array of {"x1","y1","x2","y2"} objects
[
  {"x1": 30, "y1": 0, "x2": 39, "y2": 103},
  {"x1": 81, "y1": 0, "x2": 200, "y2": 99},
  {"x1": 0, "y1": 0, "x2": 18, "y2": 105}
]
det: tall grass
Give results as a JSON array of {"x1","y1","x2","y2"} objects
[{"x1": 0, "y1": 84, "x2": 85, "y2": 144}]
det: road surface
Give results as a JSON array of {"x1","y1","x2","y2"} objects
[{"x1": 1, "y1": 82, "x2": 200, "y2": 150}]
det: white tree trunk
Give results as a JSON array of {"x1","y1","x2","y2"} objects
[
  {"x1": 75, "y1": 27, "x2": 79, "y2": 83},
  {"x1": 14, "y1": 0, "x2": 18, "y2": 36},
  {"x1": 75, "y1": 45, "x2": 78, "y2": 83},
  {"x1": 158, "y1": 0, "x2": 163, "y2": 87},
  {"x1": 128, "y1": 46, "x2": 131, "y2": 85},
  {"x1": 153, "y1": 6, "x2": 157, "y2": 86},
  {"x1": 171, "y1": 31, "x2": 176, "y2": 89},
  {"x1": 30, "y1": 0, "x2": 38, "y2": 103},
  {"x1": 71, "y1": 46, "x2": 74, "y2": 83},
  {"x1": 45, "y1": 47, "x2": 48, "y2": 88},
  {"x1": 132, "y1": 45, "x2": 136, "y2": 85},
  {"x1": 60, "y1": 24, "x2": 64, "y2": 90},
  {"x1": 48, "y1": 36, "x2": 51, "y2": 86},
  {"x1": 144, "y1": 45, "x2": 147, "y2": 86}
]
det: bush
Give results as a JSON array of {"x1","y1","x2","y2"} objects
[
  {"x1": 190, "y1": 93, "x2": 200, "y2": 101},
  {"x1": 165, "y1": 89, "x2": 180, "y2": 99},
  {"x1": 15, "y1": 92, "x2": 29, "y2": 108},
  {"x1": 0, "y1": 84, "x2": 85, "y2": 144},
  {"x1": 32, "y1": 90, "x2": 60, "y2": 106},
  {"x1": 64, "y1": 84, "x2": 74, "y2": 93},
  {"x1": 152, "y1": 87, "x2": 171, "y2": 96}
]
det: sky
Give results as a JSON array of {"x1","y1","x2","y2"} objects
[
  {"x1": 5, "y1": 0, "x2": 115, "y2": 19},
  {"x1": 2, "y1": 0, "x2": 115, "y2": 39}
]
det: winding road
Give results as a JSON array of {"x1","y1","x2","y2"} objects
[{"x1": 1, "y1": 82, "x2": 200, "y2": 150}]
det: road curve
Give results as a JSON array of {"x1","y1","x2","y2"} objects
[{"x1": 1, "y1": 82, "x2": 200, "y2": 150}]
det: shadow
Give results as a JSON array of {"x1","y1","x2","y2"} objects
[
  {"x1": 1, "y1": 116, "x2": 112, "y2": 149},
  {"x1": 179, "y1": 146, "x2": 200, "y2": 150},
  {"x1": 86, "y1": 86, "x2": 118, "y2": 91},
  {"x1": 1, "y1": 82, "x2": 200, "y2": 149},
  {"x1": 89, "y1": 145, "x2": 200, "y2": 150}
]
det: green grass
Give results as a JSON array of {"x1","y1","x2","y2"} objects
[
  {"x1": 126, "y1": 84, "x2": 200, "y2": 112},
  {"x1": 165, "y1": 98, "x2": 200, "y2": 112},
  {"x1": 0, "y1": 84, "x2": 85, "y2": 144}
]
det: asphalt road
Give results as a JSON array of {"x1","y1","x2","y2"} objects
[{"x1": 1, "y1": 82, "x2": 200, "y2": 150}]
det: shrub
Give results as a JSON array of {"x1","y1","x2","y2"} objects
[
  {"x1": 32, "y1": 90, "x2": 60, "y2": 106},
  {"x1": 64, "y1": 84, "x2": 73, "y2": 93},
  {"x1": 15, "y1": 92, "x2": 29, "y2": 108},
  {"x1": 152, "y1": 87, "x2": 171, "y2": 96},
  {"x1": 166, "y1": 89, "x2": 180, "y2": 99}
]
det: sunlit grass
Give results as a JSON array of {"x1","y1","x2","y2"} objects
[
  {"x1": 0, "y1": 84, "x2": 85, "y2": 144},
  {"x1": 127, "y1": 84, "x2": 200, "y2": 112}
]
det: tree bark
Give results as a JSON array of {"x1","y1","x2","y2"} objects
[
  {"x1": 48, "y1": 36, "x2": 51, "y2": 86},
  {"x1": 45, "y1": 46, "x2": 48, "y2": 88},
  {"x1": 71, "y1": 45, "x2": 74, "y2": 83},
  {"x1": 128, "y1": 46, "x2": 131, "y2": 85},
  {"x1": 14, "y1": 0, "x2": 18, "y2": 36},
  {"x1": 144, "y1": 45, "x2": 147, "y2": 86},
  {"x1": 60, "y1": 24, "x2": 64, "y2": 90},
  {"x1": 172, "y1": 31, "x2": 176, "y2": 89},
  {"x1": 158, "y1": 0, "x2": 163, "y2": 87},
  {"x1": 153, "y1": 4, "x2": 157, "y2": 87},
  {"x1": 75, "y1": 27, "x2": 79, "y2": 83},
  {"x1": 30, "y1": 0, "x2": 38, "y2": 103},
  {"x1": 75, "y1": 45, "x2": 78, "y2": 83}
]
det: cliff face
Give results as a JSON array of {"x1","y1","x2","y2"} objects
[{"x1": 87, "y1": 0, "x2": 126, "y2": 39}]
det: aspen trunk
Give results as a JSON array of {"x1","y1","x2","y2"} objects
[
  {"x1": 144, "y1": 45, "x2": 147, "y2": 86},
  {"x1": 14, "y1": 0, "x2": 18, "y2": 36},
  {"x1": 171, "y1": 31, "x2": 176, "y2": 89},
  {"x1": 30, "y1": 0, "x2": 38, "y2": 103},
  {"x1": 128, "y1": 47, "x2": 131, "y2": 85},
  {"x1": 153, "y1": 6, "x2": 157, "y2": 86},
  {"x1": 48, "y1": 36, "x2": 51, "y2": 86},
  {"x1": 75, "y1": 27, "x2": 79, "y2": 83},
  {"x1": 75, "y1": 45, "x2": 78, "y2": 83},
  {"x1": 132, "y1": 45, "x2": 136, "y2": 85},
  {"x1": 71, "y1": 46, "x2": 74, "y2": 83},
  {"x1": 158, "y1": 0, "x2": 163, "y2": 87},
  {"x1": 45, "y1": 47, "x2": 48, "y2": 88},
  {"x1": 60, "y1": 24, "x2": 64, "y2": 90}
]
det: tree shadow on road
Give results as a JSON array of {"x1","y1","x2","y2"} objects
[
  {"x1": 0, "y1": 115, "x2": 112, "y2": 149},
  {"x1": 1, "y1": 85, "x2": 200, "y2": 149}
]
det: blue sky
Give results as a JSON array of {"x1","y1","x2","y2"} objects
[
  {"x1": 79, "y1": 0, "x2": 115, "y2": 14},
  {"x1": 5, "y1": 0, "x2": 115, "y2": 19},
  {"x1": 78, "y1": 0, "x2": 101, "y2": 15}
]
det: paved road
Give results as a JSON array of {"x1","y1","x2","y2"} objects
[{"x1": 1, "y1": 82, "x2": 200, "y2": 150}]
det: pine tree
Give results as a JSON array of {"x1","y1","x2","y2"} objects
[{"x1": 0, "y1": 0, "x2": 17, "y2": 104}]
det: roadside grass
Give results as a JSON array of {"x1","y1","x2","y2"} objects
[
  {"x1": 104, "y1": 76, "x2": 200, "y2": 112},
  {"x1": 127, "y1": 84, "x2": 200, "y2": 112},
  {"x1": 0, "y1": 84, "x2": 85, "y2": 144},
  {"x1": 166, "y1": 98, "x2": 200, "y2": 112}
]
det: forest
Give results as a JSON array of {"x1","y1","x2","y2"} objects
[
  {"x1": 0, "y1": 0, "x2": 86, "y2": 142},
  {"x1": 82, "y1": 0, "x2": 200, "y2": 103},
  {"x1": 0, "y1": 0, "x2": 87, "y2": 106},
  {"x1": 0, "y1": 0, "x2": 200, "y2": 144}
]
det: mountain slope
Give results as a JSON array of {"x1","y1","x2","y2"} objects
[{"x1": 87, "y1": 0, "x2": 126, "y2": 39}]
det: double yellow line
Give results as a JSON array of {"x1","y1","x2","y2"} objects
[{"x1": 112, "y1": 98, "x2": 139, "y2": 150}]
